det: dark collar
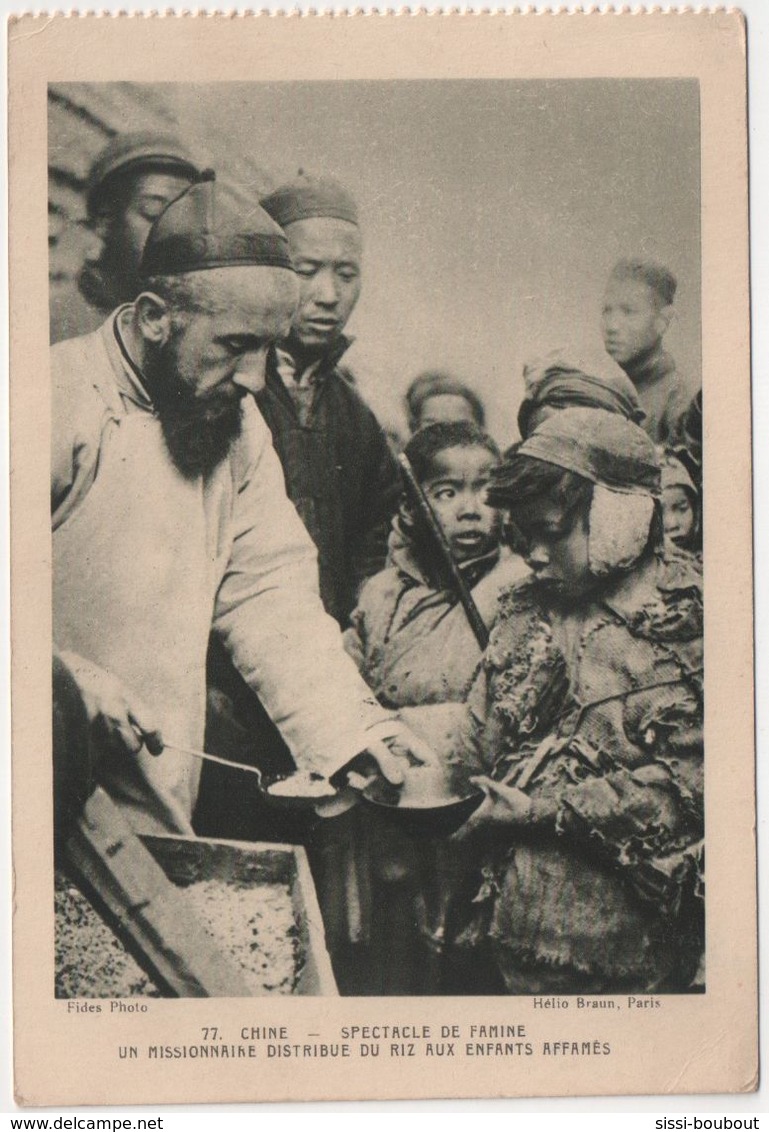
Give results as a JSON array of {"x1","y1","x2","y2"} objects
[
  {"x1": 279, "y1": 333, "x2": 353, "y2": 375},
  {"x1": 623, "y1": 346, "x2": 675, "y2": 388},
  {"x1": 105, "y1": 306, "x2": 155, "y2": 410}
]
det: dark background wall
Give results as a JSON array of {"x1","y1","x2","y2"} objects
[{"x1": 49, "y1": 80, "x2": 701, "y2": 443}]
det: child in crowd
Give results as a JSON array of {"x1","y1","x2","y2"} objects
[
  {"x1": 441, "y1": 408, "x2": 703, "y2": 995},
  {"x1": 405, "y1": 371, "x2": 486, "y2": 434},
  {"x1": 343, "y1": 421, "x2": 527, "y2": 994},
  {"x1": 659, "y1": 450, "x2": 701, "y2": 554},
  {"x1": 345, "y1": 421, "x2": 527, "y2": 705}
]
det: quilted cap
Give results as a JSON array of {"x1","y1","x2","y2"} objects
[
  {"x1": 139, "y1": 172, "x2": 295, "y2": 278},
  {"x1": 86, "y1": 130, "x2": 203, "y2": 218}
]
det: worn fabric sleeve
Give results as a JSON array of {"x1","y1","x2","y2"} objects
[{"x1": 213, "y1": 407, "x2": 394, "y2": 777}]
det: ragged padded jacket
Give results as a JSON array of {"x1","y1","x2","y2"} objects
[{"x1": 456, "y1": 549, "x2": 704, "y2": 989}]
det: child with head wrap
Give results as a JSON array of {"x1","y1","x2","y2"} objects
[
  {"x1": 342, "y1": 421, "x2": 528, "y2": 993},
  {"x1": 432, "y1": 407, "x2": 703, "y2": 995},
  {"x1": 517, "y1": 348, "x2": 645, "y2": 439}
]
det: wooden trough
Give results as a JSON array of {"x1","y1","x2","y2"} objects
[{"x1": 57, "y1": 787, "x2": 337, "y2": 998}]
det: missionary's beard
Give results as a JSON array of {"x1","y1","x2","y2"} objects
[
  {"x1": 146, "y1": 349, "x2": 244, "y2": 478},
  {"x1": 159, "y1": 398, "x2": 244, "y2": 478}
]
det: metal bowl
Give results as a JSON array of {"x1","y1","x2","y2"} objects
[{"x1": 361, "y1": 783, "x2": 484, "y2": 839}]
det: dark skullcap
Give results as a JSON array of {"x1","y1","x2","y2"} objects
[
  {"x1": 517, "y1": 349, "x2": 644, "y2": 437},
  {"x1": 86, "y1": 131, "x2": 203, "y2": 219},
  {"x1": 488, "y1": 406, "x2": 660, "y2": 507},
  {"x1": 261, "y1": 172, "x2": 359, "y2": 228},
  {"x1": 139, "y1": 171, "x2": 295, "y2": 278}
]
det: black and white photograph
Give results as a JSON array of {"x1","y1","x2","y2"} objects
[
  {"x1": 8, "y1": 10, "x2": 755, "y2": 1107},
  {"x1": 49, "y1": 77, "x2": 705, "y2": 1001}
]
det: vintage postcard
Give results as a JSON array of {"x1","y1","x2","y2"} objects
[{"x1": 8, "y1": 10, "x2": 755, "y2": 1107}]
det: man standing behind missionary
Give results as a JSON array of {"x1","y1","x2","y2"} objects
[
  {"x1": 258, "y1": 173, "x2": 400, "y2": 626},
  {"x1": 51, "y1": 131, "x2": 202, "y2": 343},
  {"x1": 52, "y1": 174, "x2": 430, "y2": 836}
]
